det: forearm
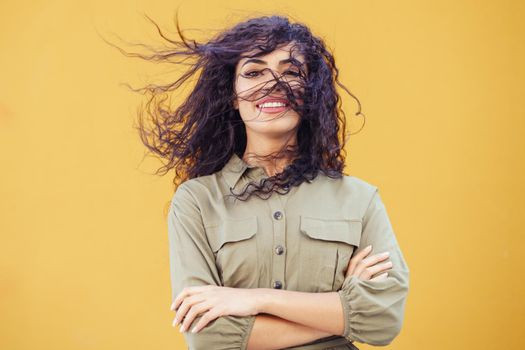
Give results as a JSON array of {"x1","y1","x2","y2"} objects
[
  {"x1": 255, "y1": 288, "x2": 345, "y2": 336},
  {"x1": 247, "y1": 313, "x2": 332, "y2": 350}
]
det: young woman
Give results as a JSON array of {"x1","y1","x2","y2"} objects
[{"x1": 129, "y1": 14, "x2": 409, "y2": 350}]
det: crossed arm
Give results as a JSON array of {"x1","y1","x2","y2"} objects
[
  {"x1": 248, "y1": 242, "x2": 394, "y2": 349},
  {"x1": 169, "y1": 184, "x2": 410, "y2": 349},
  {"x1": 174, "y1": 248, "x2": 392, "y2": 350},
  {"x1": 246, "y1": 289, "x2": 343, "y2": 350}
]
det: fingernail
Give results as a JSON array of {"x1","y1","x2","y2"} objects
[
  {"x1": 191, "y1": 327, "x2": 197, "y2": 333},
  {"x1": 366, "y1": 245, "x2": 372, "y2": 250},
  {"x1": 382, "y1": 251, "x2": 390, "y2": 256},
  {"x1": 179, "y1": 325, "x2": 185, "y2": 333}
]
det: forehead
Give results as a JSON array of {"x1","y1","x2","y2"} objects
[{"x1": 237, "y1": 42, "x2": 306, "y2": 67}]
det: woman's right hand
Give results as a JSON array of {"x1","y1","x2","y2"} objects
[{"x1": 345, "y1": 245, "x2": 392, "y2": 281}]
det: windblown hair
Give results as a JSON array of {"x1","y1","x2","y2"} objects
[{"x1": 107, "y1": 12, "x2": 365, "y2": 201}]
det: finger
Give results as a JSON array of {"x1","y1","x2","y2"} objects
[
  {"x1": 173, "y1": 314, "x2": 184, "y2": 328},
  {"x1": 179, "y1": 301, "x2": 210, "y2": 333},
  {"x1": 172, "y1": 305, "x2": 187, "y2": 327},
  {"x1": 173, "y1": 297, "x2": 194, "y2": 327},
  {"x1": 362, "y1": 251, "x2": 390, "y2": 267},
  {"x1": 346, "y1": 245, "x2": 372, "y2": 277},
  {"x1": 172, "y1": 285, "x2": 211, "y2": 311},
  {"x1": 352, "y1": 251, "x2": 390, "y2": 277},
  {"x1": 370, "y1": 272, "x2": 388, "y2": 281},
  {"x1": 351, "y1": 251, "x2": 386, "y2": 278},
  {"x1": 364, "y1": 260, "x2": 393, "y2": 277},
  {"x1": 172, "y1": 287, "x2": 197, "y2": 311},
  {"x1": 190, "y1": 307, "x2": 221, "y2": 333}
]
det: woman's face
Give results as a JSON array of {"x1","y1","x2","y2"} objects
[{"x1": 233, "y1": 42, "x2": 307, "y2": 137}]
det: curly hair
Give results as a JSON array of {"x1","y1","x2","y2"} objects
[{"x1": 105, "y1": 11, "x2": 365, "y2": 201}]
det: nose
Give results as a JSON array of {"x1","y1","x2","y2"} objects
[
  {"x1": 258, "y1": 70, "x2": 289, "y2": 98},
  {"x1": 267, "y1": 76, "x2": 286, "y2": 94}
]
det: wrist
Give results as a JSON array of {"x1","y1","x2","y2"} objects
[{"x1": 253, "y1": 288, "x2": 277, "y2": 314}]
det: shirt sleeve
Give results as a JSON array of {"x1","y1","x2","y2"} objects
[
  {"x1": 168, "y1": 183, "x2": 256, "y2": 350},
  {"x1": 337, "y1": 187, "x2": 410, "y2": 346}
]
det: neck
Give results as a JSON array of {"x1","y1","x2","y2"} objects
[{"x1": 242, "y1": 130, "x2": 299, "y2": 177}]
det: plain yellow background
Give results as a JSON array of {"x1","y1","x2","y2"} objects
[{"x1": 1, "y1": 0, "x2": 524, "y2": 349}]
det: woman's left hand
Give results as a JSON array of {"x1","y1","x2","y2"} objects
[{"x1": 170, "y1": 285, "x2": 259, "y2": 333}]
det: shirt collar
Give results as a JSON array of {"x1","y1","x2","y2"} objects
[{"x1": 221, "y1": 152, "x2": 268, "y2": 190}]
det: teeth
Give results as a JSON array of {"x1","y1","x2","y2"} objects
[{"x1": 258, "y1": 101, "x2": 288, "y2": 108}]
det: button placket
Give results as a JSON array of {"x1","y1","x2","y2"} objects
[{"x1": 267, "y1": 194, "x2": 286, "y2": 290}]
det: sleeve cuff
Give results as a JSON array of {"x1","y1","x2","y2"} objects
[
  {"x1": 240, "y1": 315, "x2": 257, "y2": 350},
  {"x1": 183, "y1": 314, "x2": 257, "y2": 349},
  {"x1": 337, "y1": 282, "x2": 354, "y2": 340},
  {"x1": 336, "y1": 273, "x2": 408, "y2": 345}
]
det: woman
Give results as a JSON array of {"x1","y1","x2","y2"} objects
[{"x1": 130, "y1": 14, "x2": 409, "y2": 350}]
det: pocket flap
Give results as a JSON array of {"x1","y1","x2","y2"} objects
[
  {"x1": 299, "y1": 215, "x2": 362, "y2": 246},
  {"x1": 207, "y1": 216, "x2": 258, "y2": 253}
]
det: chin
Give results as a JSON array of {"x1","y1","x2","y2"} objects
[{"x1": 249, "y1": 119, "x2": 300, "y2": 136}]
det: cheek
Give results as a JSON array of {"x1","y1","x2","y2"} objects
[
  {"x1": 238, "y1": 102, "x2": 255, "y2": 123},
  {"x1": 235, "y1": 78, "x2": 261, "y2": 99},
  {"x1": 235, "y1": 85, "x2": 258, "y2": 113}
]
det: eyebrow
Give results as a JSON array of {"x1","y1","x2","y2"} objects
[{"x1": 241, "y1": 57, "x2": 304, "y2": 68}]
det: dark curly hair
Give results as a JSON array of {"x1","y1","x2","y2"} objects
[{"x1": 104, "y1": 11, "x2": 365, "y2": 201}]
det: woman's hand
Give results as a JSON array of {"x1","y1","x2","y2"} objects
[
  {"x1": 170, "y1": 285, "x2": 259, "y2": 333},
  {"x1": 345, "y1": 245, "x2": 392, "y2": 281}
]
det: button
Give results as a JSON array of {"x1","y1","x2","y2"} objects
[
  {"x1": 272, "y1": 280, "x2": 282, "y2": 289},
  {"x1": 273, "y1": 211, "x2": 283, "y2": 220},
  {"x1": 275, "y1": 245, "x2": 284, "y2": 255}
]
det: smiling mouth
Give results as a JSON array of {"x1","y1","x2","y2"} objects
[
  {"x1": 255, "y1": 102, "x2": 290, "y2": 115},
  {"x1": 256, "y1": 102, "x2": 290, "y2": 109}
]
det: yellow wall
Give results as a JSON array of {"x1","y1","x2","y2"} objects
[{"x1": 1, "y1": 0, "x2": 523, "y2": 349}]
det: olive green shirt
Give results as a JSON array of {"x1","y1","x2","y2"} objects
[{"x1": 168, "y1": 152, "x2": 410, "y2": 349}]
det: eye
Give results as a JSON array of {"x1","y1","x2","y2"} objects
[
  {"x1": 243, "y1": 70, "x2": 261, "y2": 78},
  {"x1": 285, "y1": 70, "x2": 301, "y2": 77}
]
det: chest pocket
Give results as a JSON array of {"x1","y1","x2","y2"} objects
[
  {"x1": 206, "y1": 216, "x2": 258, "y2": 288},
  {"x1": 299, "y1": 215, "x2": 362, "y2": 292}
]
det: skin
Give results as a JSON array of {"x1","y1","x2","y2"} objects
[
  {"x1": 233, "y1": 41, "x2": 306, "y2": 175},
  {"x1": 170, "y1": 43, "x2": 393, "y2": 349}
]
